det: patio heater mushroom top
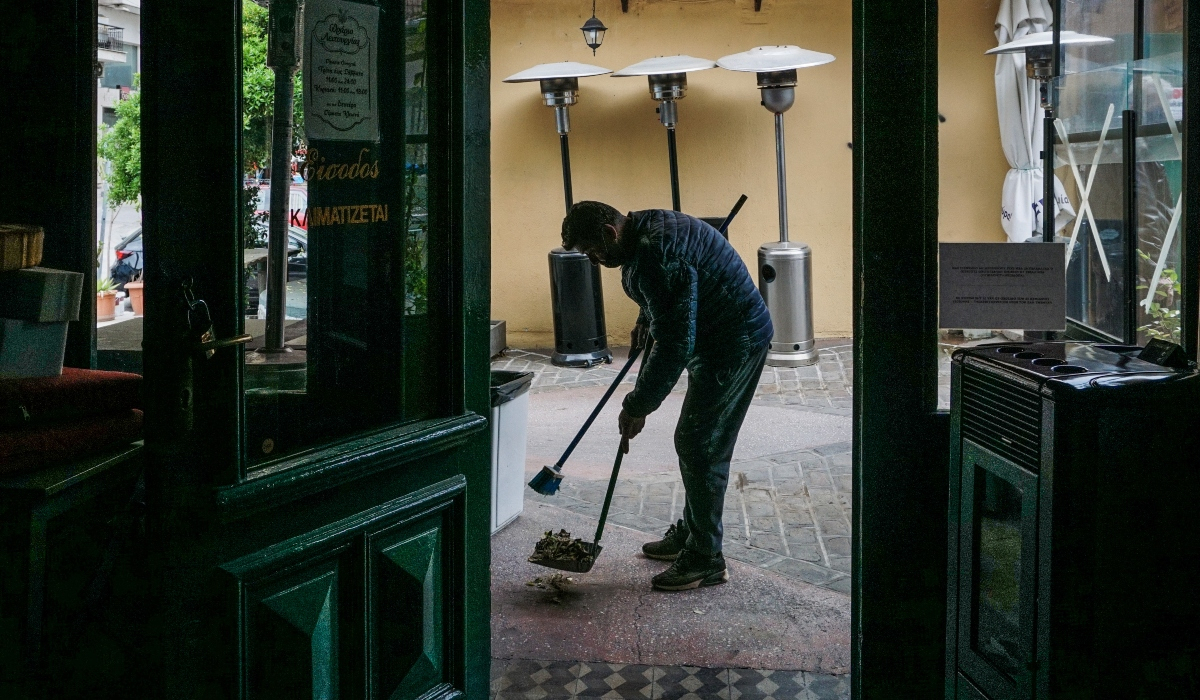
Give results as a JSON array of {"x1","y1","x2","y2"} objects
[
  {"x1": 986, "y1": 31, "x2": 1114, "y2": 104},
  {"x1": 717, "y1": 45, "x2": 835, "y2": 73},
  {"x1": 502, "y1": 61, "x2": 612, "y2": 110},
  {"x1": 611, "y1": 54, "x2": 715, "y2": 115}
]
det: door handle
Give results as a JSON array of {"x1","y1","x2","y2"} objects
[{"x1": 199, "y1": 334, "x2": 253, "y2": 355}]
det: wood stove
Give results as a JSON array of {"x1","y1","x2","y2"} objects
[{"x1": 946, "y1": 341, "x2": 1200, "y2": 699}]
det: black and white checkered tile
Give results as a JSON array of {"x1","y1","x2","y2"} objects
[{"x1": 490, "y1": 659, "x2": 850, "y2": 699}]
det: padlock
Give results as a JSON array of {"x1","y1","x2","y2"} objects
[
  {"x1": 180, "y1": 280, "x2": 254, "y2": 359},
  {"x1": 188, "y1": 298, "x2": 218, "y2": 360}
]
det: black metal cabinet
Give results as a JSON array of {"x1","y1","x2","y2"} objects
[{"x1": 946, "y1": 342, "x2": 1200, "y2": 699}]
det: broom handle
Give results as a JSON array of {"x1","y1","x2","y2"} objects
[
  {"x1": 594, "y1": 443, "x2": 626, "y2": 546},
  {"x1": 554, "y1": 336, "x2": 654, "y2": 469}
]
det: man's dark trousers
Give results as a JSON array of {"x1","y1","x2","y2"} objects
[{"x1": 676, "y1": 341, "x2": 770, "y2": 557}]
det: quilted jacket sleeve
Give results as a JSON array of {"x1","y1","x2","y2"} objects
[{"x1": 621, "y1": 256, "x2": 698, "y2": 418}]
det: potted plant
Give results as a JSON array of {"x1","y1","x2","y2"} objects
[
  {"x1": 125, "y1": 270, "x2": 144, "y2": 317},
  {"x1": 97, "y1": 277, "x2": 118, "y2": 322}
]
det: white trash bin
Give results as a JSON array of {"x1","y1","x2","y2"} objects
[{"x1": 490, "y1": 370, "x2": 533, "y2": 534}]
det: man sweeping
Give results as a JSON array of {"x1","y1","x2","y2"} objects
[{"x1": 561, "y1": 202, "x2": 773, "y2": 591}]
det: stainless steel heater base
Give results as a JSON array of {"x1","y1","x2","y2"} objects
[{"x1": 758, "y1": 241, "x2": 818, "y2": 367}]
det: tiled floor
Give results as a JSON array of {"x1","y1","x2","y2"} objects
[
  {"x1": 491, "y1": 659, "x2": 850, "y2": 699},
  {"x1": 528, "y1": 443, "x2": 853, "y2": 593},
  {"x1": 491, "y1": 346, "x2": 855, "y2": 416}
]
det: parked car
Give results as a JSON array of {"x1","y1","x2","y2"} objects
[
  {"x1": 252, "y1": 181, "x2": 309, "y2": 230},
  {"x1": 110, "y1": 226, "x2": 308, "y2": 316},
  {"x1": 110, "y1": 227, "x2": 143, "y2": 292},
  {"x1": 245, "y1": 226, "x2": 308, "y2": 317}
]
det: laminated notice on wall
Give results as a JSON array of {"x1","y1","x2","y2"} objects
[
  {"x1": 939, "y1": 243, "x2": 1066, "y2": 331},
  {"x1": 304, "y1": 0, "x2": 380, "y2": 142}
]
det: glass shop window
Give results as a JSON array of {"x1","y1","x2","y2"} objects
[
  {"x1": 241, "y1": 0, "x2": 448, "y2": 470},
  {"x1": 936, "y1": 0, "x2": 1187, "y2": 410},
  {"x1": 1056, "y1": 0, "x2": 1184, "y2": 345}
]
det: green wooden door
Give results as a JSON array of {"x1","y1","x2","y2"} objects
[{"x1": 139, "y1": 0, "x2": 491, "y2": 697}]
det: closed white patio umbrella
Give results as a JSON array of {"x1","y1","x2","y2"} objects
[{"x1": 994, "y1": 0, "x2": 1076, "y2": 243}]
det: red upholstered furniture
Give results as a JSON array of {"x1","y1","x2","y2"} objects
[{"x1": 0, "y1": 368, "x2": 143, "y2": 475}]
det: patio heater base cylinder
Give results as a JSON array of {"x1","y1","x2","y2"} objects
[
  {"x1": 549, "y1": 248, "x2": 613, "y2": 368},
  {"x1": 759, "y1": 242, "x2": 818, "y2": 367}
]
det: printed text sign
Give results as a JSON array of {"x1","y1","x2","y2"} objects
[
  {"x1": 304, "y1": 0, "x2": 380, "y2": 142},
  {"x1": 939, "y1": 243, "x2": 1066, "y2": 331}
]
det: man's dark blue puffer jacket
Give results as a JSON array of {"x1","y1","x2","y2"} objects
[{"x1": 620, "y1": 210, "x2": 773, "y2": 418}]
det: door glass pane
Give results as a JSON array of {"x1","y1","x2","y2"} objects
[
  {"x1": 241, "y1": 0, "x2": 446, "y2": 469},
  {"x1": 1054, "y1": 64, "x2": 1130, "y2": 341},
  {"x1": 971, "y1": 466, "x2": 1025, "y2": 680},
  {"x1": 935, "y1": 1, "x2": 1033, "y2": 411},
  {"x1": 96, "y1": 2, "x2": 144, "y2": 374},
  {"x1": 1133, "y1": 4, "x2": 1184, "y2": 344},
  {"x1": 1062, "y1": 0, "x2": 1135, "y2": 71}
]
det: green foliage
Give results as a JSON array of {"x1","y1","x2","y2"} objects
[
  {"x1": 97, "y1": 76, "x2": 142, "y2": 207},
  {"x1": 242, "y1": 0, "x2": 305, "y2": 173},
  {"x1": 403, "y1": 152, "x2": 429, "y2": 315},
  {"x1": 1136, "y1": 250, "x2": 1182, "y2": 343},
  {"x1": 242, "y1": 180, "x2": 268, "y2": 249},
  {"x1": 97, "y1": 277, "x2": 117, "y2": 293}
]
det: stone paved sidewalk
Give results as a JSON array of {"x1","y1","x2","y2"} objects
[
  {"x1": 493, "y1": 346, "x2": 855, "y2": 416},
  {"x1": 529, "y1": 442, "x2": 853, "y2": 595}
]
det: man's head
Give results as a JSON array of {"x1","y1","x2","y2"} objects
[{"x1": 561, "y1": 201, "x2": 629, "y2": 268}]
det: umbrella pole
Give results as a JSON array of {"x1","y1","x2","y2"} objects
[
  {"x1": 666, "y1": 127, "x2": 682, "y2": 212},
  {"x1": 775, "y1": 112, "x2": 789, "y2": 243}
]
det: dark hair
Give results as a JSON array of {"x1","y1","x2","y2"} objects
[{"x1": 561, "y1": 201, "x2": 622, "y2": 251}]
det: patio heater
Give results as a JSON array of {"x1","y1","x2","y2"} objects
[
  {"x1": 612, "y1": 55, "x2": 716, "y2": 212},
  {"x1": 504, "y1": 62, "x2": 614, "y2": 367},
  {"x1": 986, "y1": 30, "x2": 1114, "y2": 243},
  {"x1": 718, "y1": 46, "x2": 834, "y2": 367}
]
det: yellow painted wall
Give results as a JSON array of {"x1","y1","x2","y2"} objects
[
  {"x1": 939, "y1": 0, "x2": 1010, "y2": 244},
  {"x1": 492, "y1": 0, "x2": 1007, "y2": 348}
]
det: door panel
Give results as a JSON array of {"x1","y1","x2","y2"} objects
[
  {"x1": 220, "y1": 477, "x2": 466, "y2": 700},
  {"x1": 250, "y1": 562, "x2": 345, "y2": 700},
  {"x1": 369, "y1": 525, "x2": 443, "y2": 699}
]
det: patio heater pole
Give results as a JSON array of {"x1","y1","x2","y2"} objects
[
  {"x1": 649, "y1": 74, "x2": 686, "y2": 211},
  {"x1": 263, "y1": 0, "x2": 300, "y2": 353},
  {"x1": 556, "y1": 105, "x2": 573, "y2": 213},
  {"x1": 1027, "y1": 44, "x2": 1057, "y2": 244},
  {"x1": 615, "y1": 59, "x2": 717, "y2": 213},
  {"x1": 666, "y1": 124, "x2": 681, "y2": 211},
  {"x1": 774, "y1": 111, "x2": 789, "y2": 242}
]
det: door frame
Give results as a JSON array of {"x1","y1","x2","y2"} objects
[{"x1": 852, "y1": 1, "x2": 948, "y2": 696}]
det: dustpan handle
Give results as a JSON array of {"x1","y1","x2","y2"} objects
[{"x1": 593, "y1": 443, "x2": 625, "y2": 546}]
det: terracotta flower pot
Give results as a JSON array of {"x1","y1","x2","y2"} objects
[
  {"x1": 97, "y1": 291, "x2": 117, "y2": 322},
  {"x1": 126, "y1": 280, "x2": 145, "y2": 317}
]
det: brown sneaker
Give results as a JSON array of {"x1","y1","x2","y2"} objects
[{"x1": 641, "y1": 519, "x2": 689, "y2": 561}]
